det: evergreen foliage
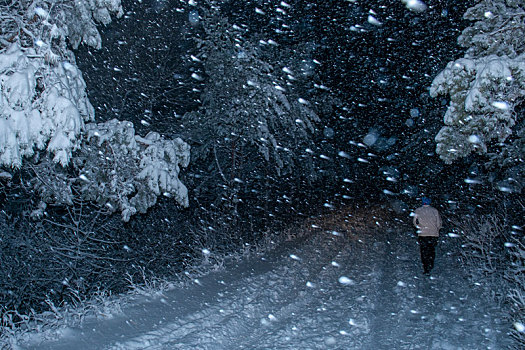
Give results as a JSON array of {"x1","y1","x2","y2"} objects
[
  {"x1": 0, "y1": 0, "x2": 123, "y2": 167},
  {"x1": 434, "y1": 2, "x2": 525, "y2": 344},
  {"x1": 81, "y1": 119, "x2": 190, "y2": 221},
  {"x1": 430, "y1": 0, "x2": 525, "y2": 173},
  {"x1": 1, "y1": 1, "x2": 191, "y2": 220},
  {"x1": 183, "y1": 3, "x2": 319, "y2": 178},
  {"x1": 31, "y1": 119, "x2": 190, "y2": 221},
  {"x1": 0, "y1": 43, "x2": 92, "y2": 167}
]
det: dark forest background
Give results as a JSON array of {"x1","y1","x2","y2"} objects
[{"x1": 1, "y1": 0, "x2": 522, "y2": 342}]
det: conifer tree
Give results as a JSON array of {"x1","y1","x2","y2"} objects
[
  {"x1": 432, "y1": 3, "x2": 525, "y2": 344},
  {"x1": 0, "y1": 0, "x2": 123, "y2": 167},
  {"x1": 1, "y1": 1, "x2": 191, "y2": 220},
  {"x1": 430, "y1": 0, "x2": 525, "y2": 175},
  {"x1": 183, "y1": 3, "x2": 318, "y2": 179}
]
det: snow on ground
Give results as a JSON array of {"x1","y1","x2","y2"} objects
[{"x1": 16, "y1": 218, "x2": 511, "y2": 349}]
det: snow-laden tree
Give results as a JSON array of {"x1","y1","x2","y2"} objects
[
  {"x1": 1, "y1": 0, "x2": 191, "y2": 220},
  {"x1": 0, "y1": 43, "x2": 93, "y2": 167},
  {"x1": 31, "y1": 119, "x2": 190, "y2": 221},
  {"x1": 430, "y1": 0, "x2": 525, "y2": 168},
  {"x1": 432, "y1": 3, "x2": 525, "y2": 344},
  {"x1": 0, "y1": 0, "x2": 123, "y2": 167},
  {"x1": 80, "y1": 119, "x2": 190, "y2": 221},
  {"x1": 184, "y1": 4, "x2": 318, "y2": 178}
]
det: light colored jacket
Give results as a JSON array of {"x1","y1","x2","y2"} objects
[{"x1": 413, "y1": 205, "x2": 442, "y2": 237}]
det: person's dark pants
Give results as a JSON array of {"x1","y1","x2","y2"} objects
[{"x1": 418, "y1": 236, "x2": 438, "y2": 274}]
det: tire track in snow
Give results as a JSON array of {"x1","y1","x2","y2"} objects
[
  {"x1": 236, "y1": 232, "x2": 357, "y2": 349},
  {"x1": 107, "y1": 231, "x2": 347, "y2": 349}
]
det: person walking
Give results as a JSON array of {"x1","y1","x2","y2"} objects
[{"x1": 413, "y1": 197, "x2": 442, "y2": 275}]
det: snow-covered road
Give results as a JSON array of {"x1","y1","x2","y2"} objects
[{"x1": 20, "y1": 219, "x2": 510, "y2": 349}]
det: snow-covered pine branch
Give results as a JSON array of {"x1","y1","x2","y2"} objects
[
  {"x1": 430, "y1": 54, "x2": 525, "y2": 163},
  {"x1": 33, "y1": 119, "x2": 190, "y2": 222},
  {"x1": 25, "y1": 0, "x2": 124, "y2": 53},
  {"x1": 0, "y1": 0, "x2": 123, "y2": 168},
  {"x1": 430, "y1": 0, "x2": 525, "y2": 165},
  {"x1": 1, "y1": 1, "x2": 191, "y2": 221},
  {"x1": 78, "y1": 119, "x2": 190, "y2": 222},
  {"x1": 459, "y1": 0, "x2": 525, "y2": 58},
  {"x1": 0, "y1": 43, "x2": 93, "y2": 167}
]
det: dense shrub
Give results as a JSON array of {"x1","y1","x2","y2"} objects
[{"x1": 454, "y1": 208, "x2": 524, "y2": 348}]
